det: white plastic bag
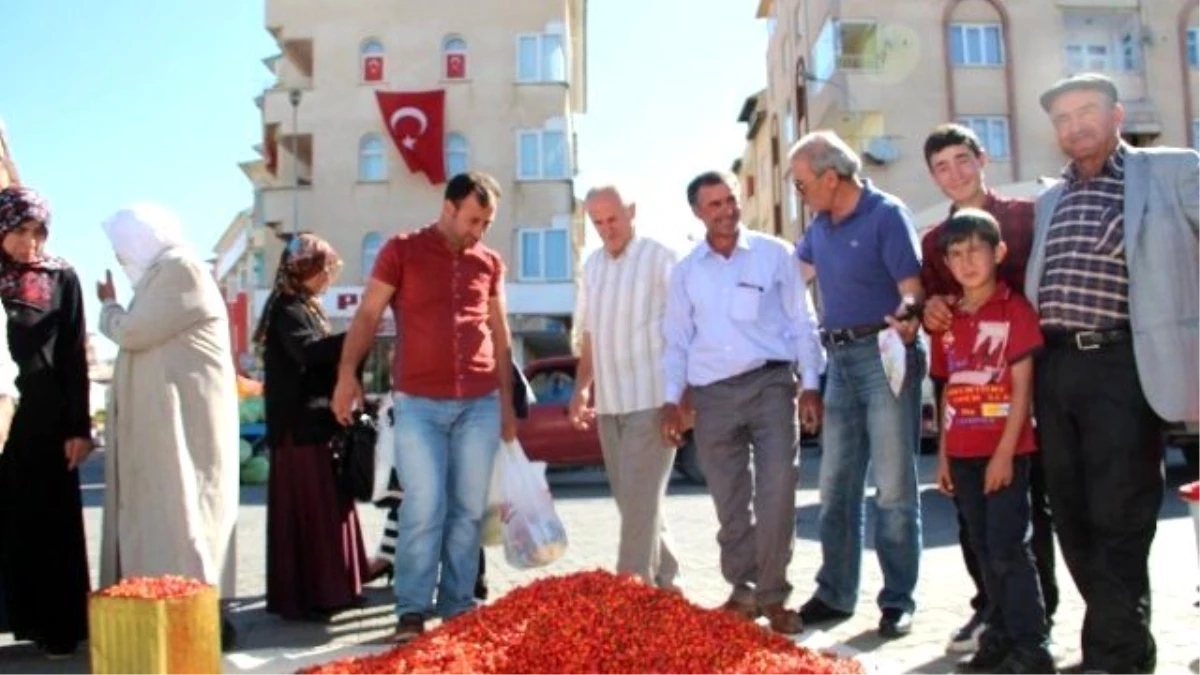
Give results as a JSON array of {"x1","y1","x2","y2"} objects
[
  {"x1": 370, "y1": 396, "x2": 397, "y2": 503},
  {"x1": 482, "y1": 440, "x2": 568, "y2": 568}
]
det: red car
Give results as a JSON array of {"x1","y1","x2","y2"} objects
[{"x1": 517, "y1": 356, "x2": 706, "y2": 484}]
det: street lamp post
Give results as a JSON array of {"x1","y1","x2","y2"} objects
[{"x1": 288, "y1": 88, "x2": 302, "y2": 236}]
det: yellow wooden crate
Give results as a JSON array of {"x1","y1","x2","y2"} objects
[{"x1": 89, "y1": 584, "x2": 221, "y2": 674}]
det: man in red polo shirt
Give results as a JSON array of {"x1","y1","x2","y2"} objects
[
  {"x1": 332, "y1": 171, "x2": 517, "y2": 642},
  {"x1": 920, "y1": 123, "x2": 1057, "y2": 655}
]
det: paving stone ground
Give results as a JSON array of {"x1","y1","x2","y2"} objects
[{"x1": 1, "y1": 445, "x2": 1196, "y2": 673}]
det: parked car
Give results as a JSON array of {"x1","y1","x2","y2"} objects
[
  {"x1": 1165, "y1": 421, "x2": 1199, "y2": 471},
  {"x1": 517, "y1": 357, "x2": 706, "y2": 484}
]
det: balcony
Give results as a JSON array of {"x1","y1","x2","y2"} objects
[
  {"x1": 506, "y1": 281, "x2": 576, "y2": 316},
  {"x1": 257, "y1": 184, "x2": 313, "y2": 232},
  {"x1": 262, "y1": 87, "x2": 312, "y2": 130}
]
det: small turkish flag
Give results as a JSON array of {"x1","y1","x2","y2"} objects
[
  {"x1": 375, "y1": 90, "x2": 446, "y2": 185},
  {"x1": 446, "y1": 53, "x2": 465, "y2": 79},
  {"x1": 363, "y1": 56, "x2": 383, "y2": 82}
]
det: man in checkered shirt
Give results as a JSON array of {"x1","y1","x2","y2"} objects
[{"x1": 1026, "y1": 72, "x2": 1199, "y2": 674}]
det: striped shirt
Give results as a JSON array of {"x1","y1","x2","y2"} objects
[
  {"x1": 1037, "y1": 143, "x2": 1131, "y2": 329},
  {"x1": 576, "y1": 237, "x2": 679, "y2": 415}
]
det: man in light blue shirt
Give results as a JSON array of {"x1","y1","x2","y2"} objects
[{"x1": 660, "y1": 170, "x2": 823, "y2": 634}]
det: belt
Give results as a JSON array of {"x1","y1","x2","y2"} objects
[
  {"x1": 820, "y1": 323, "x2": 887, "y2": 347},
  {"x1": 1043, "y1": 327, "x2": 1131, "y2": 351},
  {"x1": 761, "y1": 360, "x2": 792, "y2": 370}
]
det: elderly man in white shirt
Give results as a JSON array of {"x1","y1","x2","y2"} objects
[
  {"x1": 660, "y1": 170, "x2": 824, "y2": 634},
  {"x1": 568, "y1": 185, "x2": 682, "y2": 591}
]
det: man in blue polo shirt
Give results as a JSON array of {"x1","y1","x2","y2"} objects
[{"x1": 788, "y1": 131, "x2": 925, "y2": 639}]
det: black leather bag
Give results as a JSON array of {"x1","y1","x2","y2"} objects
[{"x1": 329, "y1": 412, "x2": 378, "y2": 502}]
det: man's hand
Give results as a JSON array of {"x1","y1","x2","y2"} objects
[
  {"x1": 936, "y1": 453, "x2": 954, "y2": 496},
  {"x1": 884, "y1": 303, "x2": 921, "y2": 345},
  {"x1": 331, "y1": 372, "x2": 363, "y2": 426},
  {"x1": 984, "y1": 453, "x2": 1014, "y2": 494},
  {"x1": 567, "y1": 388, "x2": 594, "y2": 430},
  {"x1": 659, "y1": 403, "x2": 683, "y2": 447},
  {"x1": 501, "y1": 405, "x2": 518, "y2": 443},
  {"x1": 64, "y1": 436, "x2": 93, "y2": 471},
  {"x1": 798, "y1": 389, "x2": 823, "y2": 435},
  {"x1": 97, "y1": 270, "x2": 117, "y2": 303},
  {"x1": 922, "y1": 294, "x2": 956, "y2": 334}
]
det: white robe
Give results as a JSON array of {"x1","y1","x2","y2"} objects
[{"x1": 98, "y1": 208, "x2": 239, "y2": 596}]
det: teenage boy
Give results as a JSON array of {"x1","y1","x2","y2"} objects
[
  {"x1": 920, "y1": 123, "x2": 1057, "y2": 654},
  {"x1": 932, "y1": 209, "x2": 1055, "y2": 675}
]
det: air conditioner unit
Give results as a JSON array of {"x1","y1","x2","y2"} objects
[{"x1": 862, "y1": 136, "x2": 899, "y2": 165}]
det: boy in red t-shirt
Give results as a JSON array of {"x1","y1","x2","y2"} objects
[{"x1": 931, "y1": 209, "x2": 1054, "y2": 674}]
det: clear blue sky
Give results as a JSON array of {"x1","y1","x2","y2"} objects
[{"x1": 0, "y1": 0, "x2": 766, "y2": 358}]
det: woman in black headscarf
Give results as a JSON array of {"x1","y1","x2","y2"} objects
[
  {"x1": 0, "y1": 186, "x2": 91, "y2": 658},
  {"x1": 256, "y1": 233, "x2": 368, "y2": 621}
]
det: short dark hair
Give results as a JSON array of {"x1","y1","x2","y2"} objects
[
  {"x1": 938, "y1": 208, "x2": 1001, "y2": 255},
  {"x1": 1039, "y1": 72, "x2": 1120, "y2": 112},
  {"x1": 923, "y1": 123, "x2": 985, "y2": 168},
  {"x1": 444, "y1": 171, "x2": 502, "y2": 208},
  {"x1": 686, "y1": 170, "x2": 738, "y2": 207}
]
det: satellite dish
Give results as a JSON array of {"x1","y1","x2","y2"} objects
[
  {"x1": 863, "y1": 136, "x2": 899, "y2": 165},
  {"x1": 872, "y1": 23, "x2": 922, "y2": 85}
]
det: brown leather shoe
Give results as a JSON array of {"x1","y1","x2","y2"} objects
[
  {"x1": 720, "y1": 597, "x2": 761, "y2": 621},
  {"x1": 389, "y1": 613, "x2": 425, "y2": 643},
  {"x1": 761, "y1": 603, "x2": 803, "y2": 634}
]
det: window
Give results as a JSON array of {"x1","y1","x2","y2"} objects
[
  {"x1": 252, "y1": 250, "x2": 266, "y2": 287},
  {"x1": 362, "y1": 232, "x2": 383, "y2": 281},
  {"x1": 958, "y1": 116, "x2": 1011, "y2": 160},
  {"x1": 516, "y1": 26, "x2": 566, "y2": 83},
  {"x1": 358, "y1": 134, "x2": 386, "y2": 181},
  {"x1": 361, "y1": 39, "x2": 385, "y2": 82},
  {"x1": 1065, "y1": 43, "x2": 1111, "y2": 72},
  {"x1": 443, "y1": 36, "x2": 467, "y2": 79},
  {"x1": 836, "y1": 21, "x2": 880, "y2": 70},
  {"x1": 810, "y1": 18, "x2": 837, "y2": 93},
  {"x1": 518, "y1": 227, "x2": 571, "y2": 281},
  {"x1": 516, "y1": 125, "x2": 569, "y2": 180},
  {"x1": 949, "y1": 23, "x2": 1004, "y2": 66},
  {"x1": 529, "y1": 368, "x2": 574, "y2": 405},
  {"x1": 1120, "y1": 31, "x2": 1140, "y2": 71},
  {"x1": 445, "y1": 133, "x2": 468, "y2": 178},
  {"x1": 1188, "y1": 28, "x2": 1198, "y2": 69}
]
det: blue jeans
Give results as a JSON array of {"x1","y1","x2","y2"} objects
[
  {"x1": 392, "y1": 391, "x2": 500, "y2": 619},
  {"x1": 814, "y1": 337, "x2": 923, "y2": 614}
]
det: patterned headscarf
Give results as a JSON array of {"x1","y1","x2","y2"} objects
[
  {"x1": 0, "y1": 186, "x2": 69, "y2": 307},
  {"x1": 252, "y1": 233, "x2": 342, "y2": 345}
]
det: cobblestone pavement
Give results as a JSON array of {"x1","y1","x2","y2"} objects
[{"x1": 1, "y1": 446, "x2": 1197, "y2": 673}]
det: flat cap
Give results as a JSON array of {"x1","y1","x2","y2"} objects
[{"x1": 1039, "y1": 72, "x2": 1121, "y2": 112}]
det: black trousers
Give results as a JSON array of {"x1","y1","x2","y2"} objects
[
  {"x1": 1035, "y1": 341, "x2": 1162, "y2": 672},
  {"x1": 951, "y1": 456, "x2": 1049, "y2": 653},
  {"x1": 933, "y1": 379, "x2": 1059, "y2": 622}
]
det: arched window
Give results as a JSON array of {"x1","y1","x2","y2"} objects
[
  {"x1": 445, "y1": 133, "x2": 468, "y2": 178},
  {"x1": 443, "y1": 36, "x2": 468, "y2": 79},
  {"x1": 358, "y1": 134, "x2": 386, "y2": 182},
  {"x1": 360, "y1": 39, "x2": 385, "y2": 82},
  {"x1": 362, "y1": 232, "x2": 384, "y2": 281}
]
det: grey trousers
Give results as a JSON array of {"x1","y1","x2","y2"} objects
[
  {"x1": 690, "y1": 363, "x2": 799, "y2": 606},
  {"x1": 597, "y1": 409, "x2": 680, "y2": 588}
]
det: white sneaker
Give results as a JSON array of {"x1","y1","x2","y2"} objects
[{"x1": 946, "y1": 611, "x2": 988, "y2": 654}]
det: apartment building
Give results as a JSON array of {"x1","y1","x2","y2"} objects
[
  {"x1": 228, "y1": 0, "x2": 587, "y2": 385},
  {"x1": 750, "y1": 0, "x2": 1199, "y2": 238},
  {"x1": 733, "y1": 89, "x2": 787, "y2": 237}
]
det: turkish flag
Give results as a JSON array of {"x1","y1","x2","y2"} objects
[
  {"x1": 376, "y1": 90, "x2": 446, "y2": 185},
  {"x1": 363, "y1": 56, "x2": 384, "y2": 82}
]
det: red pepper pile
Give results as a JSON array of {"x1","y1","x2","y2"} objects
[
  {"x1": 96, "y1": 575, "x2": 209, "y2": 599},
  {"x1": 302, "y1": 570, "x2": 863, "y2": 674}
]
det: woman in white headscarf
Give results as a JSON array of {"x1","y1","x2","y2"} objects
[{"x1": 96, "y1": 203, "x2": 239, "y2": 647}]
